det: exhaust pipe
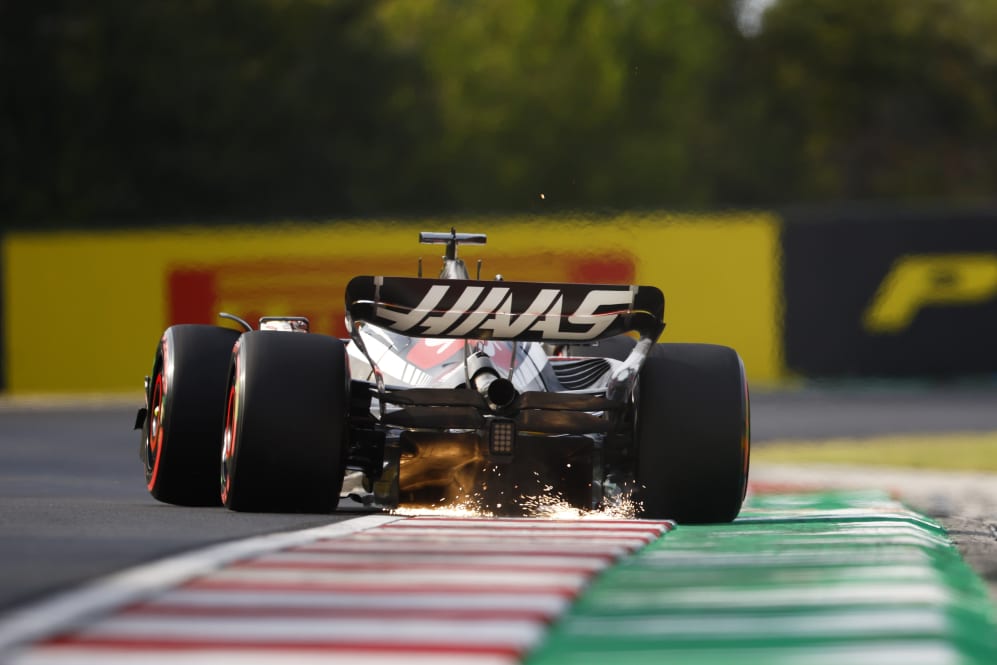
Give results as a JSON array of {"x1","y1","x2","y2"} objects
[
  {"x1": 467, "y1": 353, "x2": 519, "y2": 410},
  {"x1": 475, "y1": 373, "x2": 518, "y2": 409}
]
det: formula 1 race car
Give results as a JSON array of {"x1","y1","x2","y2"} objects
[{"x1": 137, "y1": 230, "x2": 750, "y2": 523}]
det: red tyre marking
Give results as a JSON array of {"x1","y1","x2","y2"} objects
[
  {"x1": 220, "y1": 345, "x2": 240, "y2": 505},
  {"x1": 145, "y1": 341, "x2": 168, "y2": 492}
]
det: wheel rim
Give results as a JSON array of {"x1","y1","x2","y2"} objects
[
  {"x1": 145, "y1": 365, "x2": 166, "y2": 491},
  {"x1": 220, "y1": 364, "x2": 238, "y2": 505}
]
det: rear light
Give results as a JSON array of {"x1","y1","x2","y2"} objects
[{"x1": 488, "y1": 418, "x2": 516, "y2": 456}]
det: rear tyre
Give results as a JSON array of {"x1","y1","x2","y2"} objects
[
  {"x1": 142, "y1": 325, "x2": 240, "y2": 506},
  {"x1": 222, "y1": 331, "x2": 349, "y2": 513},
  {"x1": 634, "y1": 343, "x2": 750, "y2": 523}
]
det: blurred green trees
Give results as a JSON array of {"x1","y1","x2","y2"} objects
[{"x1": 2, "y1": 0, "x2": 995, "y2": 227}]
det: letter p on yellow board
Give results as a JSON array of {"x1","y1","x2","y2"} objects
[{"x1": 863, "y1": 254, "x2": 997, "y2": 334}]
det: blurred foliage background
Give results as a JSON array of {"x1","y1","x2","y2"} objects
[{"x1": 2, "y1": 0, "x2": 996, "y2": 228}]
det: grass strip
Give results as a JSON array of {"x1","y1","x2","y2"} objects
[{"x1": 753, "y1": 432, "x2": 997, "y2": 472}]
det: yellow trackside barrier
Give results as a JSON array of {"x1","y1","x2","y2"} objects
[{"x1": 2, "y1": 214, "x2": 782, "y2": 393}]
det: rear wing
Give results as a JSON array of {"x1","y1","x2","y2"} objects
[{"x1": 345, "y1": 276, "x2": 664, "y2": 344}]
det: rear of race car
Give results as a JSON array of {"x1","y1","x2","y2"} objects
[{"x1": 342, "y1": 273, "x2": 666, "y2": 515}]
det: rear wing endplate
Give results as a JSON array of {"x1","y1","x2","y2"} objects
[{"x1": 346, "y1": 276, "x2": 664, "y2": 344}]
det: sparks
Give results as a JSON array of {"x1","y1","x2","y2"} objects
[{"x1": 392, "y1": 489, "x2": 642, "y2": 520}]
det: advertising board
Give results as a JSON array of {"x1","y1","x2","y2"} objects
[
  {"x1": 2, "y1": 215, "x2": 780, "y2": 393},
  {"x1": 782, "y1": 210, "x2": 997, "y2": 377}
]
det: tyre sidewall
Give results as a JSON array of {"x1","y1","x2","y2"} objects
[
  {"x1": 635, "y1": 343, "x2": 750, "y2": 523},
  {"x1": 223, "y1": 331, "x2": 349, "y2": 512}
]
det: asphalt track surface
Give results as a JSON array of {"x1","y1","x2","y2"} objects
[{"x1": 1, "y1": 383, "x2": 996, "y2": 616}]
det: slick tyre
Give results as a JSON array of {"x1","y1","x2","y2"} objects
[
  {"x1": 222, "y1": 331, "x2": 349, "y2": 513},
  {"x1": 635, "y1": 343, "x2": 750, "y2": 523},
  {"x1": 142, "y1": 325, "x2": 241, "y2": 506}
]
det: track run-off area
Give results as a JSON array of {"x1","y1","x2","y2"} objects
[{"x1": 1, "y1": 387, "x2": 996, "y2": 663}]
